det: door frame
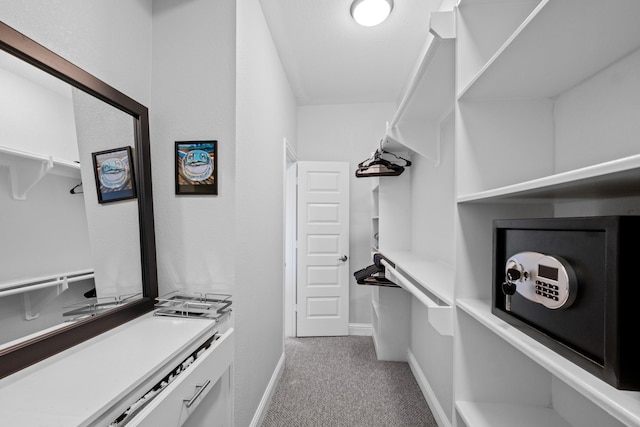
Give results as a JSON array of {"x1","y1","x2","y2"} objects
[{"x1": 283, "y1": 138, "x2": 298, "y2": 337}]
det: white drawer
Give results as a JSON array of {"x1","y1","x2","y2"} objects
[{"x1": 127, "y1": 328, "x2": 234, "y2": 427}]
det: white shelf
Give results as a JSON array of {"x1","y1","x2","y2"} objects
[
  {"x1": 458, "y1": 0, "x2": 640, "y2": 100},
  {"x1": 456, "y1": 401, "x2": 571, "y2": 427},
  {"x1": 456, "y1": 298, "x2": 640, "y2": 426},
  {"x1": 0, "y1": 145, "x2": 81, "y2": 200},
  {"x1": 381, "y1": 250, "x2": 454, "y2": 306},
  {"x1": 383, "y1": 10, "x2": 456, "y2": 162},
  {"x1": 457, "y1": 153, "x2": 640, "y2": 203},
  {"x1": 381, "y1": 258, "x2": 452, "y2": 336}
]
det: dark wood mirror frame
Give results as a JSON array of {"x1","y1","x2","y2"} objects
[{"x1": 0, "y1": 21, "x2": 158, "y2": 379}]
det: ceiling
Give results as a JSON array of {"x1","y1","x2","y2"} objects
[{"x1": 259, "y1": 0, "x2": 444, "y2": 106}]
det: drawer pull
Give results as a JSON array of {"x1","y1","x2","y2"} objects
[{"x1": 184, "y1": 379, "x2": 211, "y2": 408}]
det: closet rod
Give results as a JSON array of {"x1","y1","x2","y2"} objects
[
  {"x1": 0, "y1": 145, "x2": 79, "y2": 169},
  {"x1": 380, "y1": 260, "x2": 444, "y2": 309},
  {"x1": 0, "y1": 269, "x2": 94, "y2": 298}
]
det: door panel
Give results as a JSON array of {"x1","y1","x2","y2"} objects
[{"x1": 297, "y1": 161, "x2": 349, "y2": 336}]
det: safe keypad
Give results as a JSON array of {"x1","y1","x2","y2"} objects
[{"x1": 535, "y1": 280, "x2": 559, "y2": 301}]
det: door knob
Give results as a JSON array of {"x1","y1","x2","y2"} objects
[{"x1": 338, "y1": 255, "x2": 348, "y2": 262}]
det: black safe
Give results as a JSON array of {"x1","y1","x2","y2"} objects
[{"x1": 492, "y1": 216, "x2": 640, "y2": 390}]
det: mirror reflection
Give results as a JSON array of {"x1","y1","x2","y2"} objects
[{"x1": 0, "y1": 49, "x2": 142, "y2": 350}]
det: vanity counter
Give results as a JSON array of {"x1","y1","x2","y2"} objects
[{"x1": 0, "y1": 312, "x2": 231, "y2": 426}]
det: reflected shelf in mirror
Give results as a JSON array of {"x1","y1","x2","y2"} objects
[
  {"x1": 0, "y1": 49, "x2": 143, "y2": 352},
  {"x1": 0, "y1": 19, "x2": 157, "y2": 380}
]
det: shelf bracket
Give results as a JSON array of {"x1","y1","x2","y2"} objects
[
  {"x1": 8, "y1": 155, "x2": 54, "y2": 200},
  {"x1": 429, "y1": 10, "x2": 456, "y2": 40},
  {"x1": 386, "y1": 121, "x2": 441, "y2": 166},
  {"x1": 23, "y1": 280, "x2": 69, "y2": 321}
]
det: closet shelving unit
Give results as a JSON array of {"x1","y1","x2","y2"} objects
[
  {"x1": 371, "y1": 178, "x2": 379, "y2": 253},
  {"x1": 0, "y1": 145, "x2": 81, "y2": 200},
  {"x1": 454, "y1": 0, "x2": 640, "y2": 426},
  {"x1": 377, "y1": 7, "x2": 456, "y2": 302},
  {"x1": 371, "y1": 7, "x2": 457, "y2": 426}
]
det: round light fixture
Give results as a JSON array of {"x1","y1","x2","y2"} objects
[{"x1": 350, "y1": 0, "x2": 394, "y2": 27}]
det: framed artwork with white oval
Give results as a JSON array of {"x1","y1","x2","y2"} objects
[
  {"x1": 175, "y1": 140, "x2": 218, "y2": 195},
  {"x1": 91, "y1": 146, "x2": 137, "y2": 204}
]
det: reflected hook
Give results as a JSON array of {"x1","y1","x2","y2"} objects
[{"x1": 70, "y1": 182, "x2": 83, "y2": 194}]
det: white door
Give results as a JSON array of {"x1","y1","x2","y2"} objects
[{"x1": 297, "y1": 161, "x2": 350, "y2": 337}]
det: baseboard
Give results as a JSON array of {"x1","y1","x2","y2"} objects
[
  {"x1": 250, "y1": 351, "x2": 285, "y2": 427},
  {"x1": 349, "y1": 323, "x2": 373, "y2": 336},
  {"x1": 407, "y1": 349, "x2": 451, "y2": 427}
]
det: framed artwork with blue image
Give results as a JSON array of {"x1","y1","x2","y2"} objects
[
  {"x1": 91, "y1": 146, "x2": 137, "y2": 204},
  {"x1": 175, "y1": 140, "x2": 218, "y2": 195}
]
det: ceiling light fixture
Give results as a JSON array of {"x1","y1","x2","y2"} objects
[{"x1": 350, "y1": 0, "x2": 394, "y2": 27}]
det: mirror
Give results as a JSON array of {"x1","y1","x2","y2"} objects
[{"x1": 0, "y1": 21, "x2": 157, "y2": 379}]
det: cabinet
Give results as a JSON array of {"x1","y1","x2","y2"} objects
[
  {"x1": 127, "y1": 328, "x2": 233, "y2": 426},
  {"x1": 372, "y1": 1, "x2": 640, "y2": 426},
  {"x1": 0, "y1": 312, "x2": 234, "y2": 427},
  {"x1": 455, "y1": 0, "x2": 640, "y2": 426}
]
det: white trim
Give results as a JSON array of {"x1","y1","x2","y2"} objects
[
  {"x1": 284, "y1": 154, "x2": 297, "y2": 337},
  {"x1": 283, "y1": 137, "x2": 298, "y2": 337},
  {"x1": 250, "y1": 351, "x2": 285, "y2": 427},
  {"x1": 407, "y1": 349, "x2": 451, "y2": 427},
  {"x1": 349, "y1": 323, "x2": 373, "y2": 336}
]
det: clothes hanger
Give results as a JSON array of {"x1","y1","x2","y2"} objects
[
  {"x1": 355, "y1": 143, "x2": 412, "y2": 178},
  {"x1": 380, "y1": 149, "x2": 411, "y2": 167},
  {"x1": 70, "y1": 182, "x2": 83, "y2": 194}
]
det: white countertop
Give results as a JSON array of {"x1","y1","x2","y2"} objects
[{"x1": 0, "y1": 312, "x2": 218, "y2": 427}]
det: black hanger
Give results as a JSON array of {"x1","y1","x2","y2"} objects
[
  {"x1": 70, "y1": 182, "x2": 83, "y2": 194},
  {"x1": 381, "y1": 150, "x2": 411, "y2": 167},
  {"x1": 355, "y1": 147, "x2": 411, "y2": 178}
]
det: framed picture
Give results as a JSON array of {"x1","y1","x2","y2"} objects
[
  {"x1": 91, "y1": 146, "x2": 137, "y2": 204},
  {"x1": 175, "y1": 140, "x2": 218, "y2": 195}
]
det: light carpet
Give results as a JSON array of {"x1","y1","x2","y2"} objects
[{"x1": 261, "y1": 336, "x2": 438, "y2": 427}]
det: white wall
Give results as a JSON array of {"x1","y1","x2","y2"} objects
[
  {"x1": 409, "y1": 113, "x2": 455, "y2": 265},
  {"x1": 0, "y1": 1, "x2": 152, "y2": 107},
  {"x1": 554, "y1": 48, "x2": 640, "y2": 173},
  {"x1": 2, "y1": 3, "x2": 293, "y2": 424},
  {"x1": 297, "y1": 102, "x2": 396, "y2": 325},
  {"x1": 0, "y1": 64, "x2": 78, "y2": 161},
  {"x1": 150, "y1": 0, "x2": 236, "y2": 296},
  {"x1": 236, "y1": 0, "x2": 297, "y2": 424}
]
